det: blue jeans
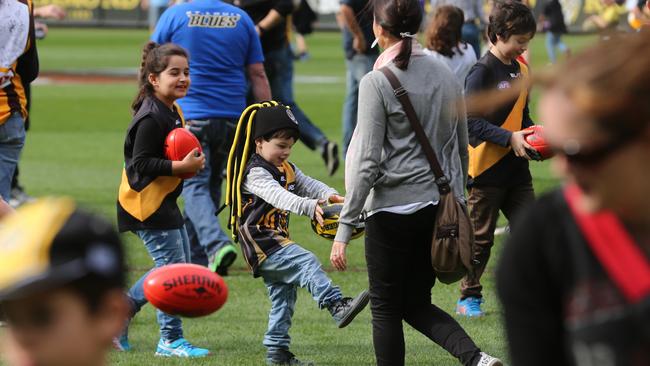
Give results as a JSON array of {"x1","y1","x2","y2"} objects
[
  {"x1": 0, "y1": 113, "x2": 25, "y2": 200},
  {"x1": 127, "y1": 228, "x2": 191, "y2": 342},
  {"x1": 182, "y1": 118, "x2": 236, "y2": 266},
  {"x1": 263, "y1": 45, "x2": 327, "y2": 151},
  {"x1": 342, "y1": 53, "x2": 377, "y2": 157},
  {"x1": 461, "y1": 22, "x2": 481, "y2": 59},
  {"x1": 257, "y1": 244, "x2": 342, "y2": 350},
  {"x1": 546, "y1": 32, "x2": 568, "y2": 64}
]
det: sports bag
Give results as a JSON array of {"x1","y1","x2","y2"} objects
[{"x1": 379, "y1": 67, "x2": 475, "y2": 284}]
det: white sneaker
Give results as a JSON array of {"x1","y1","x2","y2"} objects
[{"x1": 477, "y1": 352, "x2": 503, "y2": 366}]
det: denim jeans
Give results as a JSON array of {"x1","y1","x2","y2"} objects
[
  {"x1": 342, "y1": 53, "x2": 377, "y2": 157},
  {"x1": 182, "y1": 118, "x2": 236, "y2": 266},
  {"x1": 461, "y1": 22, "x2": 481, "y2": 59},
  {"x1": 545, "y1": 32, "x2": 568, "y2": 64},
  {"x1": 0, "y1": 113, "x2": 25, "y2": 200},
  {"x1": 127, "y1": 227, "x2": 191, "y2": 342},
  {"x1": 263, "y1": 45, "x2": 327, "y2": 151},
  {"x1": 257, "y1": 244, "x2": 342, "y2": 350}
]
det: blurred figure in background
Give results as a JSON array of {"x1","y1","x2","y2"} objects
[
  {"x1": 141, "y1": 0, "x2": 171, "y2": 32},
  {"x1": 338, "y1": 0, "x2": 378, "y2": 157},
  {"x1": 424, "y1": 5, "x2": 477, "y2": 86},
  {"x1": 540, "y1": 0, "x2": 571, "y2": 63},
  {"x1": 292, "y1": 0, "x2": 318, "y2": 61},
  {"x1": 498, "y1": 32, "x2": 650, "y2": 366},
  {"x1": 430, "y1": 0, "x2": 485, "y2": 58}
]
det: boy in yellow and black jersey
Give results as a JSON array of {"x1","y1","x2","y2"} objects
[{"x1": 225, "y1": 103, "x2": 368, "y2": 365}]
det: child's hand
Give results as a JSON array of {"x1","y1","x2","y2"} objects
[
  {"x1": 314, "y1": 199, "x2": 325, "y2": 226},
  {"x1": 509, "y1": 130, "x2": 535, "y2": 160},
  {"x1": 330, "y1": 241, "x2": 347, "y2": 271},
  {"x1": 182, "y1": 148, "x2": 205, "y2": 173},
  {"x1": 328, "y1": 194, "x2": 345, "y2": 204}
]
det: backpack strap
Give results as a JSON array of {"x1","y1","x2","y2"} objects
[{"x1": 564, "y1": 184, "x2": 650, "y2": 304}]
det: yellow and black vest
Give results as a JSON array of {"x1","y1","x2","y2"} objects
[
  {"x1": 1, "y1": 0, "x2": 36, "y2": 125},
  {"x1": 237, "y1": 154, "x2": 296, "y2": 276},
  {"x1": 468, "y1": 60, "x2": 530, "y2": 182},
  {"x1": 116, "y1": 97, "x2": 186, "y2": 232}
]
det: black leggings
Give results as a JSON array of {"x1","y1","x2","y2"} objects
[{"x1": 365, "y1": 205, "x2": 481, "y2": 366}]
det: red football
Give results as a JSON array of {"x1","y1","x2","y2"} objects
[
  {"x1": 164, "y1": 128, "x2": 202, "y2": 179},
  {"x1": 523, "y1": 125, "x2": 555, "y2": 161},
  {"x1": 143, "y1": 263, "x2": 228, "y2": 318}
]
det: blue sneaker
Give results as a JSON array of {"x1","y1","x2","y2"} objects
[
  {"x1": 112, "y1": 331, "x2": 130, "y2": 351},
  {"x1": 455, "y1": 297, "x2": 484, "y2": 317},
  {"x1": 155, "y1": 338, "x2": 210, "y2": 358}
]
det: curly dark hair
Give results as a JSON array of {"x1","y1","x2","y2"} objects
[
  {"x1": 425, "y1": 5, "x2": 465, "y2": 58},
  {"x1": 487, "y1": 0, "x2": 536, "y2": 44}
]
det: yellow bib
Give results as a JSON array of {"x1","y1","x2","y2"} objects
[{"x1": 468, "y1": 61, "x2": 529, "y2": 179}]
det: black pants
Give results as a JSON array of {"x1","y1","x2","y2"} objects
[{"x1": 365, "y1": 205, "x2": 481, "y2": 366}]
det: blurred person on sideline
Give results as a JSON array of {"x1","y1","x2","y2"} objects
[
  {"x1": 151, "y1": 0, "x2": 270, "y2": 274},
  {"x1": 0, "y1": 0, "x2": 38, "y2": 203},
  {"x1": 424, "y1": 5, "x2": 477, "y2": 86},
  {"x1": 339, "y1": 0, "x2": 378, "y2": 156},
  {"x1": 9, "y1": 4, "x2": 66, "y2": 208},
  {"x1": 539, "y1": 0, "x2": 571, "y2": 63},
  {"x1": 292, "y1": 0, "x2": 317, "y2": 61},
  {"x1": 430, "y1": 0, "x2": 485, "y2": 58},
  {"x1": 234, "y1": 0, "x2": 342, "y2": 176},
  {"x1": 583, "y1": 0, "x2": 626, "y2": 31},
  {"x1": 331, "y1": 0, "x2": 503, "y2": 364},
  {"x1": 0, "y1": 198, "x2": 129, "y2": 366},
  {"x1": 497, "y1": 32, "x2": 650, "y2": 366}
]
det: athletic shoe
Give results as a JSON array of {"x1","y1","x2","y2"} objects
[
  {"x1": 476, "y1": 352, "x2": 503, "y2": 366},
  {"x1": 8, "y1": 186, "x2": 34, "y2": 208},
  {"x1": 321, "y1": 141, "x2": 340, "y2": 176},
  {"x1": 112, "y1": 316, "x2": 131, "y2": 351},
  {"x1": 208, "y1": 244, "x2": 237, "y2": 276},
  {"x1": 328, "y1": 290, "x2": 370, "y2": 328},
  {"x1": 266, "y1": 348, "x2": 314, "y2": 365},
  {"x1": 155, "y1": 338, "x2": 210, "y2": 358},
  {"x1": 456, "y1": 297, "x2": 484, "y2": 317}
]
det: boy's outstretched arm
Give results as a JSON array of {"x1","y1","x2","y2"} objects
[{"x1": 293, "y1": 166, "x2": 339, "y2": 200}]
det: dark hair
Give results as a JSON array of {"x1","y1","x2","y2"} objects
[
  {"x1": 373, "y1": 0, "x2": 423, "y2": 70},
  {"x1": 425, "y1": 5, "x2": 465, "y2": 58},
  {"x1": 487, "y1": 0, "x2": 536, "y2": 44},
  {"x1": 262, "y1": 128, "x2": 300, "y2": 142},
  {"x1": 131, "y1": 41, "x2": 189, "y2": 114}
]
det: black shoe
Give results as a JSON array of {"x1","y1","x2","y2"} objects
[
  {"x1": 327, "y1": 290, "x2": 369, "y2": 328},
  {"x1": 208, "y1": 244, "x2": 238, "y2": 277},
  {"x1": 321, "y1": 141, "x2": 339, "y2": 176},
  {"x1": 266, "y1": 349, "x2": 314, "y2": 365}
]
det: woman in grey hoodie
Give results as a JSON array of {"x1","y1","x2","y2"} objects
[{"x1": 330, "y1": 0, "x2": 502, "y2": 365}]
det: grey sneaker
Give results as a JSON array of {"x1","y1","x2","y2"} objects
[
  {"x1": 266, "y1": 349, "x2": 314, "y2": 365},
  {"x1": 327, "y1": 290, "x2": 369, "y2": 328},
  {"x1": 476, "y1": 352, "x2": 503, "y2": 366}
]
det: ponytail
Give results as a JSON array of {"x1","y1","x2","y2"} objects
[
  {"x1": 130, "y1": 41, "x2": 189, "y2": 114},
  {"x1": 374, "y1": 0, "x2": 423, "y2": 70}
]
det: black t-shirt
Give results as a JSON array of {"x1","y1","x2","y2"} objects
[
  {"x1": 465, "y1": 51, "x2": 533, "y2": 187},
  {"x1": 340, "y1": 0, "x2": 378, "y2": 60},
  {"x1": 234, "y1": 0, "x2": 293, "y2": 53},
  {"x1": 497, "y1": 190, "x2": 650, "y2": 366},
  {"x1": 117, "y1": 96, "x2": 185, "y2": 232},
  {"x1": 543, "y1": 0, "x2": 568, "y2": 33}
]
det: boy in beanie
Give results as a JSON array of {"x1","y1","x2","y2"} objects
[
  {"x1": 224, "y1": 102, "x2": 369, "y2": 365},
  {"x1": 0, "y1": 198, "x2": 129, "y2": 366}
]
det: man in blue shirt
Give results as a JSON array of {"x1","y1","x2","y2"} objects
[{"x1": 152, "y1": 0, "x2": 271, "y2": 275}]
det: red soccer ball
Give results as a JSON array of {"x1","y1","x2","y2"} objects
[
  {"x1": 164, "y1": 128, "x2": 202, "y2": 179},
  {"x1": 143, "y1": 263, "x2": 228, "y2": 318},
  {"x1": 523, "y1": 125, "x2": 555, "y2": 161}
]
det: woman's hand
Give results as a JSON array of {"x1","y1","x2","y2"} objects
[
  {"x1": 509, "y1": 130, "x2": 534, "y2": 160},
  {"x1": 328, "y1": 194, "x2": 345, "y2": 204},
  {"x1": 330, "y1": 241, "x2": 347, "y2": 271}
]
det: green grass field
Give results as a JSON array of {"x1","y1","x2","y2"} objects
[{"x1": 16, "y1": 29, "x2": 598, "y2": 365}]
